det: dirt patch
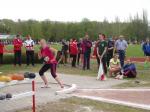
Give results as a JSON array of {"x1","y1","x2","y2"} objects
[
  {"x1": 75, "y1": 90, "x2": 150, "y2": 105},
  {"x1": 18, "y1": 97, "x2": 149, "y2": 112},
  {"x1": 18, "y1": 100, "x2": 96, "y2": 112}
]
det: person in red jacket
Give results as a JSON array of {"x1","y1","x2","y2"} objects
[
  {"x1": 0, "y1": 39, "x2": 4, "y2": 65},
  {"x1": 38, "y1": 39, "x2": 64, "y2": 88},
  {"x1": 13, "y1": 35, "x2": 23, "y2": 66},
  {"x1": 69, "y1": 38, "x2": 78, "y2": 67}
]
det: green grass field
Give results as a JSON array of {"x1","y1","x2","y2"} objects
[
  {"x1": 126, "y1": 44, "x2": 143, "y2": 57},
  {"x1": 4, "y1": 44, "x2": 143, "y2": 57},
  {"x1": 5, "y1": 44, "x2": 62, "y2": 53}
]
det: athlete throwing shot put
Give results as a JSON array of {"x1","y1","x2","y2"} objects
[{"x1": 38, "y1": 39, "x2": 64, "y2": 88}]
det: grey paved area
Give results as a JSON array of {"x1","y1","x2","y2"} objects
[
  {"x1": 56, "y1": 73, "x2": 127, "y2": 89},
  {"x1": 0, "y1": 73, "x2": 126, "y2": 112}
]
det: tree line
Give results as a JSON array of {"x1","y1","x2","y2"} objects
[{"x1": 0, "y1": 11, "x2": 149, "y2": 41}]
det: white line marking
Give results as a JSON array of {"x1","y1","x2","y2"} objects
[
  {"x1": 12, "y1": 91, "x2": 34, "y2": 100},
  {"x1": 74, "y1": 95, "x2": 150, "y2": 110},
  {"x1": 0, "y1": 79, "x2": 33, "y2": 89},
  {"x1": 55, "y1": 84, "x2": 77, "y2": 95},
  {"x1": 79, "y1": 88, "x2": 150, "y2": 91}
]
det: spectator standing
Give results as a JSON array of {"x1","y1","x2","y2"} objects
[
  {"x1": 61, "y1": 40, "x2": 69, "y2": 64},
  {"x1": 69, "y1": 39, "x2": 73, "y2": 63},
  {"x1": 142, "y1": 38, "x2": 150, "y2": 66},
  {"x1": 82, "y1": 34, "x2": 92, "y2": 70},
  {"x1": 69, "y1": 39, "x2": 78, "y2": 67},
  {"x1": 97, "y1": 34, "x2": 108, "y2": 75},
  {"x1": 115, "y1": 35, "x2": 128, "y2": 68},
  {"x1": 24, "y1": 35, "x2": 35, "y2": 66},
  {"x1": 93, "y1": 38, "x2": 100, "y2": 68},
  {"x1": 107, "y1": 37, "x2": 115, "y2": 67},
  {"x1": 0, "y1": 40, "x2": 4, "y2": 65},
  {"x1": 13, "y1": 35, "x2": 23, "y2": 66},
  {"x1": 77, "y1": 38, "x2": 83, "y2": 66}
]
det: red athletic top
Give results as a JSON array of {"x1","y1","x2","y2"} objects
[
  {"x1": 93, "y1": 41, "x2": 99, "y2": 56},
  {"x1": 41, "y1": 46, "x2": 57, "y2": 64},
  {"x1": 0, "y1": 42, "x2": 4, "y2": 54},
  {"x1": 70, "y1": 41, "x2": 78, "y2": 55},
  {"x1": 13, "y1": 38, "x2": 23, "y2": 51}
]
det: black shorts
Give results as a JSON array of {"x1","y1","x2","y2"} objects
[
  {"x1": 70, "y1": 54, "x2": 73, "y2": 58},
  {"x1": 39, "y1": 63, "x2": 57, "y2": 78},
  {"x1": 145, "y1": 52, "x2": 150, "y2": 56}
]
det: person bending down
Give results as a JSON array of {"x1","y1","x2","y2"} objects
[
  {"x1": 38, "y1": 39, "x2": 64, "y2": 88},
  {"x1": 109, "y1": 54, "x2": 121, "y2": 78}
]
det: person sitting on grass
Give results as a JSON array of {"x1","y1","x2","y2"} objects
[
  {"x1": 123, "y1": 59, "x2": 137, "y2": 78},
  {"x1": 109, "y1": 54, "x2": 121, "y2": 78}
]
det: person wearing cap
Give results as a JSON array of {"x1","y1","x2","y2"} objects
[
  {"x1": 115, "y1": 35, "x2": 128, "y2": 68},
  {"x1": 13, "y1": 35, "x2": 23, "y2": 66},
  {"x1": 24, "y1": 35, "x2": 35, "y2": 66}
]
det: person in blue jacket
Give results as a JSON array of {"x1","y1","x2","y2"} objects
[
  {"x1": 123, "y1": 59, "x2": 137, "y2": 78},
  {"x1": 142, "y1": 38, "x2": 150, "y2": 65}
]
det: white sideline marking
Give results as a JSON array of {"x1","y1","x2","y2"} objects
[
  {"x1": 0, "y1": 91, "x2": 34, "y2": 101},
  {"x1": 55, "y1": 84, "x2": 77, "y2": 95},
  {"x1": 0, "y1": 82, "x2": 5, "y2": 88},
  {"x1": 74, "y1": 95, "x2": 150, "y2": 110},
  {"x1": 79, "y1": 88, "x2": 150, "y2": 91},
  {"x1": 12, "y1": 91, "x2": 34, "y2": 100},
  {"x1": 0, "y1": 79, "x2": 32, "y2": 89}
]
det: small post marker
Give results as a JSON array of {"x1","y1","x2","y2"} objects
[{"x1": 32, "y1": 80, "x2": 35, "y2": 112}]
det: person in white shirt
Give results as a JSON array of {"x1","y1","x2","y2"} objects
[{"x1": 24, "y1": 35, "x2": 35, "y2": 66}]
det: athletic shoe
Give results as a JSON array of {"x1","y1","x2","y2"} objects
[
  {"x1": 41, "y1": 84, "x2": 50, "y2": 88},
  {"x1": 103, "y1": 76, "x2": 107, "y2": 81},
  {"x1": 115, "y1": 74, "x2": 120, "y2": 79},
  {"x1": 118, "y1": 75, "x2": 124, "y2": 80},
  {"x1": 61, "y1": 85, "x2": 64, "y2": 89},
  {"x1": 100, "y1": 74, "x2": 105, "y2": 81}
]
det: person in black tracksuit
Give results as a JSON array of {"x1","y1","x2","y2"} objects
[
  {"x1": 61, "y1": 40, "x2": 69, "y2": 64},
  {"x1": 107, "y1": 38, "x2": 115, "y2": 67}
]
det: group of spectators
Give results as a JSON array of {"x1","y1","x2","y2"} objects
[
  {"x1": 0, "y1": 35, "x2": 35, "y2": 66},
  {"x1": 59, "y1": 33, "x2": 138, "y2": 80},
  {"x1": 1, "y1": 33, "x2": 149, "y2": 80}
]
